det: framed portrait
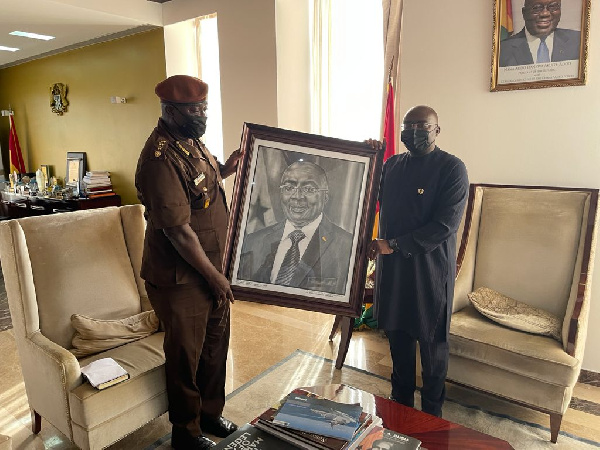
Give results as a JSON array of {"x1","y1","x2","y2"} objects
[
  {"x1": 491, "y1": 0, "x2": 591, "y2": 91},
  {"x1": 224, "y1": 123, "x2": 383, "y2": 317},
  {"x1": 65, "y1": 152, "x2": 86, "y2": 187}
]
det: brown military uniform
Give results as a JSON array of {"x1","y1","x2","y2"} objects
[{"x1": 135, "y1": 118, "x2": 230, "y2": 437}]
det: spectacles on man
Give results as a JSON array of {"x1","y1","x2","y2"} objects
[
  {"x1": 280, "y1": 185, "x2": 328, "y2": 196},
  {"x1": 526, "y1": 2, "x2": 561, "y2": 14},
  {"x1": 401, "y1": 122, "x2": 438, "y2": 131}
]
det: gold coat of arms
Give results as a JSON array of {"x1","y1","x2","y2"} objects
[{"x1": 50, "y1": 83, "x2": 68, "y2": 115}]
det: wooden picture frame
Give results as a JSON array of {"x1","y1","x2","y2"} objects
[
  {"x1": 491, "y1": 0, "x2": 591, "y2": 91},
  {"x1": 65, "y1": 152, "x2": 86, "y2": 187},
  {"x1": 224, "y1": 123, "x2": 383, "y2": 317}
]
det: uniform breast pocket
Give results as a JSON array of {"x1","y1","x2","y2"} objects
[{"x1": 188, "y1": 173, "x2": 211, "y2": 210}]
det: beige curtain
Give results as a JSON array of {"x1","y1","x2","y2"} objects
[{"x1": 381, "y1": 0, "x2": 403, "y2": 150}]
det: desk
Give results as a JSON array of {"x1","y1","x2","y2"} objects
[
  {"x1": 303, "y1": 384, "x2": 513, "y2": 450},
  {"x1": 0, "y1": 193, "x2": 121, "y2": 219}
]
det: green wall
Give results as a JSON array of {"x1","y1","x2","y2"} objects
[{"x1": 0, "y1": 29, "x2": 166, "y2": 205}]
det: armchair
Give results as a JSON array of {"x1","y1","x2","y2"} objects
[
  {"x1": 0, "y1": 205, "x2": 167, "y2": 450},
  {"x1": 448, "y1": 184, "x2": 598, "y2": 443}
]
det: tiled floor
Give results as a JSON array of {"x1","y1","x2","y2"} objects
[{"x1": 1, "y1": 300, "x2": 599, "y2": 449}]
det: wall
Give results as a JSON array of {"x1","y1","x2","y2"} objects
[
  {"x1": 399, "y1": 0, "x2": 600, "y2": 371},
  {"x1": 162, "y1": 0, "x2": 278, "y2": 166},
  {"x1": 0, "y1": 29, "x2": 166, "y2": 204},
  {"x1": 275, "y1": 0, "x2": 311, "y2": 133}
]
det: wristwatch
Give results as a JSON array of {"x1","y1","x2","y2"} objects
[{"x1": 387, "y1": 238, "x2": 400, "y2": 253}]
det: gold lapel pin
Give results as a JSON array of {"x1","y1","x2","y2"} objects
[
  {"x1": 322, "y1": 236, "x2": 327, "y2": 242},
  {"x1": 417, "y1": 188, "x2": 424, "y2": 195}
]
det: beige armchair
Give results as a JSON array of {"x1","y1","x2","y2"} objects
[
  {"x1": 0, "y1": 205, "x2": 167, "y2": 450},
  {"x1": 448, "y1": 184, "x2": 598, "y2": 443}
]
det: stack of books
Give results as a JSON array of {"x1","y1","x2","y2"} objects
[
  {"x1": 214, "y1": 388, "x2": 421, "y2": 449},
  {"x1": 82, "y1": 171, "x2": 116, "y2": 198}
]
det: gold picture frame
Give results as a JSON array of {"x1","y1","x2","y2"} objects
[{"x1": 491, "y1": 0, "x2": 591, "y2": 92}]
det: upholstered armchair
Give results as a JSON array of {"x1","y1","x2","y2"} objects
[
  {"x1": 448, "y1": 184, "x2": 598, "y2": 443},
  {"x1": 0, "y1": 205, "x2": 167, "y2": 450}
]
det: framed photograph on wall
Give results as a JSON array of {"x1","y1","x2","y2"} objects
[
  {"x1": 224, "y1": 123, "x2": 383, "y2": 317},
  {"x1": 65, "y1": 152, "x2": 86, "y2": 187},
  {"x1": 491, "y1": 0, "x2": 591, "y2": 91}
]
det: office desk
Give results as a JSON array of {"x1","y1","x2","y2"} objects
[{"x1": 0, "y1": 193, "x2": 121, "y2": 219}]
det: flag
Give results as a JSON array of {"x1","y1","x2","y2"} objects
[
  {"x1": 9, "y1": 115, "x2": 26, "y2": 173},
  {"x1": 500, "y1": 0, "x2": 514, "y2": 41},
  {"x1": 372, "y1": 80, "x2": 396, "y2": 239}
]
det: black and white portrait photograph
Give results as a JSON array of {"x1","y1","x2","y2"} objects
[
  {"x1": 224, "y1": 123, "x2": 383, "y2": 317},
  {"x1": 491, "y1": 0, "x2": 590, "y2": 91}
]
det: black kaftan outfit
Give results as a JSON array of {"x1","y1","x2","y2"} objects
[{"x1": 374, "y1": 146, "x2": 468, "y2": 416}]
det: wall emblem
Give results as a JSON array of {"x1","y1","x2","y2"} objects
[{"x1": 50, "y1": 83, "x2": 69, "y2": 115}]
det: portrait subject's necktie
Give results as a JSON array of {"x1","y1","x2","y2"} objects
[
  {"x1": 275, "y1": 230, "x2": 306, "y2": 286},
  {"x1": 537, "y1": 37, "x2": 550, "y2": 63}
]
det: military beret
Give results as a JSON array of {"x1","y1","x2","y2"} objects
[{"x1": 155, "y1": 75, "x2": 208, "y2": 104}]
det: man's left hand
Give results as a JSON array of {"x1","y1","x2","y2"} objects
[{"x1": 221, "y1": 148, "x2": 243, "y2": 178}]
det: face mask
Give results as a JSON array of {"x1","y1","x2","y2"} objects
[
  {"x1": 401, "y1": 129, "x2": 434, "y2": 156},
  {"x1": 173, "y1": 106, "x2": 207, "y2": 139}
]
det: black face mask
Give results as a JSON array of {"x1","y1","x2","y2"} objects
[
  {"x1": 173, "y1": 107, "x2": 207, "y2": 139},
  {"x1": 401, "y1": 129, "x2": 434, "y2": 156}
]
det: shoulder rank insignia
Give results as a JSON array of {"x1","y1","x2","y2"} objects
[
  {"x1": 155, "y1": 150, "x2": 162, "y2": 157},
  {"x1": 194, "y1": 173, "x2": 206, "y2": 186}
]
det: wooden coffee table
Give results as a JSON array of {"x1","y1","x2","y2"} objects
[{"x1": 303, "y1": 384, "x2": 514, "y2": 450}]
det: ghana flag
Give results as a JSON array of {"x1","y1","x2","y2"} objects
[{"x1": 500, "y1": 0, "x2": 514, "y2": 41}]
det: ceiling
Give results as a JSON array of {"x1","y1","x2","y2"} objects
[{"x1": 0, "y1": 0, "x2": 167, "y2": 68}]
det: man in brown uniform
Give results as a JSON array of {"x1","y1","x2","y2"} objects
[{"x1": 135, "y1": 75, "x2": 241, "y2": 450}]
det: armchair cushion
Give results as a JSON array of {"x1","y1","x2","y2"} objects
[
  {"x1": 70, "y1": 310, "x2": 159, "y2": 357},
  {"x1": 450, "y1": 305, "x2": 579, "y2": 387},
  {"x1": 468, "y1": 287, "x2": 562, "y2": 341},
  {"x1": 69, "y1": 331, "x2": 166, "y2": 429}
]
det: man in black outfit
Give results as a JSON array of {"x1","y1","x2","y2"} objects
[{"x1": 368, "y1": 105, "x2": 469, "y2": 417}]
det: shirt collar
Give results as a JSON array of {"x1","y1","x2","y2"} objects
[{"x1": 282, "y1": 213, "x2": 323, "y2": 240}]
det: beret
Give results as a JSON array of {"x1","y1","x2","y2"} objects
[{"x1": 155, "y1": 75, "x2": 208, "y2": 104}]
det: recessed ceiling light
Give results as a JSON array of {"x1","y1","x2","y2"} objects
[
  {"x1": 10, "y1": 31, "x2": 55, "y2": 41},
  {"x1": 0, "y1": 46, "x2": 19, "y2": 52}
]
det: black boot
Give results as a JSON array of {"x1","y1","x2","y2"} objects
[{"x1": 200, "y1": 416, "x2": 238, "y2": 438}]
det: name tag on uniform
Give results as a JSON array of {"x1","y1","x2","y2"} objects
[{"x1": 194, "y1": 173, "x2": 206, "y2": 186}]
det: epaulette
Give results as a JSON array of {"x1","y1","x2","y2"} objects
[{"x1": 151, "y1": 138, "x2": 168, "y2": 160}]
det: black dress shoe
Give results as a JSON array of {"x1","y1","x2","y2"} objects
[
  {"x1": 171, "y1": 427, "x2": 215, "y2": 449},
  {"x1": 200, "y1": 416, "x2": 238, "y2": 438}
]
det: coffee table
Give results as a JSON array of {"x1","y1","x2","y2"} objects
[{"x1": 302, "y1": 384, "x2": 514, "y2": 450}]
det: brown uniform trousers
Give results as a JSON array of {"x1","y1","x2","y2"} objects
[{"x1": 135, "y1": 119, "x2": 230, "y2": 437}]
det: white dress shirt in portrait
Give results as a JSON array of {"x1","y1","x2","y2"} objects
[
  {"x1": 270, "y1": 214, "x2": 323, "y2": 283},
  {"x1": 525, "y1": 27, "x2": 555, "y2": 63}
]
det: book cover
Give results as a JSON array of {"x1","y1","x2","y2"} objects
[
  {"x1": 350, "y1": 426, "x2": 421, "y2": 450},
  {"x1": 213, "y1": 423, "x2": 299, "y2": 450},
  {"x1": 80, "y1": 357, "x2": 129, "y2": 389},
  {"x1": 273, "y1": 393, "x2": 363, "y2": 441}
]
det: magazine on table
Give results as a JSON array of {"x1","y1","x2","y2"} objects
[
  {"x1": 347, "y1": 425, "x2": 421, "y2": 450},
  {"x1": 213, "y1": 423, "x2": 299, "y2": 449},
  {"x1": 272, "y1": 392, "x2": 363, "y2": 441}
]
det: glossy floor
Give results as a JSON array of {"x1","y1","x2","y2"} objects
[{"x1": 1, "y1": 301, "x2": 599, "y2": 449}]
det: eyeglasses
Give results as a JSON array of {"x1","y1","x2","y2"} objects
[
  {"x1": 401, "y1": 122, "x2": 438, "y2": 131},
  {"x1": 280, "y1": 185, "x2": 328, "y2": 196},
  {"x1": 526, "y1": 2, "x2": 561, "y2": 14}
]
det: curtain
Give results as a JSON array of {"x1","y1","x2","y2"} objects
[{"x1": 381, "y1": 0, "x2": 403, "y2": 149}]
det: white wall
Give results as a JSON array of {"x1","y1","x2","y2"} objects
[
  {"x1": 275, "y1": 0, "x2": 311, "y2": 133},
  {"x1": 400, "y1": 0, "x2": 600, "y2": 371},
  {"x1": 163, "y1": 19, "x2": 198, "y2": 78},
  {"x1": 162, "y1": 0, "x2": 278, "y2": 162}
]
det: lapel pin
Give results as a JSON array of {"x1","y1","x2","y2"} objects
[
  {"x1": 418, "y1": 188, "x2": 424, "y2": 195},
  {"x1": 322, "y1": 236, "x2": 327, "y2": 241}
]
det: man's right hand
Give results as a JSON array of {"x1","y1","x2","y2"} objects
[
  {"x1": 365, "y1": 139, "x2": 384, "y2": 150},
  {"x1": 207, "y1": 270, "x2": 235, "y2": 308},
  {"x1": 368, "y1": 239, "x2": 393, "y2": 259}
]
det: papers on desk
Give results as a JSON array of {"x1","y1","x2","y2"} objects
[{"x1": 80, "y1": 358, "x2": 129, "y2": 390}]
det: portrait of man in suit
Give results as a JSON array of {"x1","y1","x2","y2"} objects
[
  {"x1": 499, "y1": 0, "x2": 581, "y2": 67},
  {"x1": 237, "y1": 160, "x2": 354, "y2": 295}
]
